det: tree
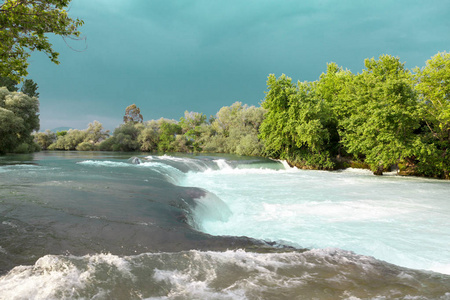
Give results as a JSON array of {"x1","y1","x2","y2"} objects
[
  {"x1": 111, "y1": 122, "x2": 143, "y2": 152},
  {"x1": 47, "y1": 121, "x2": 110, "y2": 151},
  {"x1": 0, "y1": 86, "x2": 39, "y2": 153},
  {"x1": 20, "y1": 78, "x2": 39, "y2": 97},
  {"x1": 200, "y1": 102, "x2": 266, "y2": 156},
  {"x1": 0, "y1": 0, "x2": 84, "y2": 81},
  {"x1": 340, "y1": 55, "x2": 419, "y2": 174},
  {"x1": 49, "y1": 129, "x2": 86, "y2": 150},
  {"x1": 157, "y1": 119, "x2": 181, "y2": 152},
  {"x1": 123, "y1": 104, "x2": 143, "y2": 124},
  {"x1": 138, "y1": 126, "x2": 159, "y2": 152},
  {"x1": 259, "y1": 72, "x2": 340, "y2": 169},
  {"x1": 286, "y1": 80, "x2": 338, "y2": 169},
  {"x1": 413, "y1": 52, "x2": 450, "y2": 178},
  {"x1": 0, "y1": 75, "x2": 18, "y2": 91},
  {"x1": 34, "y1": 129, "x2": 55, "y2": 150},
  {"x1": 0, "y1": 106, "x2": 24, "y2": 153},
  {"x1": 179, "y1": 111, "x2": 207, "y2": 152},
  {"x1": 259, "y1": 74, "x2": 298, "y2": 159},
  {"x1": 84, "y1": 120, "x2": 109, "y2": 144}
]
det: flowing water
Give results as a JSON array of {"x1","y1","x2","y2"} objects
[{"x1": 0, "y1": 151, "x2": 449, "y2": 299}]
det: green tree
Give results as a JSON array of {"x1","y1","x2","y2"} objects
[
  {"x1": 0, "y1": 0, "x2": 84, "y2": 81},
  {"x1": 157, "y1": 119, "x2": 181, "y2": 152},
  {"x1": 259, "y1": 72, "x2": 340, "y2": 169},
  {"x1": 0, "y1": 76, "x2": 18, "y2": 91},
  {"x1": 179, "y1": 111, "x2": 207, "y2": 152},
  {"x1": 200, "y1": 102, "x2": 265, "y2": 156},
  {"x1": 84, "y1": 120, "x2": 109, "y2": 144},
  {"x1": 340, "y1": 55, "x2": 419, "y2": 174},
  {"x1": 259, "y1": 74, "x2": 297, "y2": 159},
  {"x1": 111, "y1": 122, "x2": 143, "y2": 152},
  {"x1": 0, "y1": 106, "x2": 24, "y2": 153},
  {"x1": 138, "y1": 126, "x2": 159, "y2": 152},
  {"x1": 286, "y1": 80, "x2": 338, "y2": 169},
  {"x1": 413, "y1": 52, "x2": 450, "y2": 178},
  {"x1": 123, "y1": 104, "x2": 143, "y2": 124},
  {"x1": 20, "y1": 78, "x2": 39, "y2": 97},
  {"x1": 57, "y1": 130, "x2": 67, "y2": 137},
  {"x1": 0, "y1": 87, "x2": 39, "y2": 153},
  {"x1": 49, "y1": 129, "x2": 86, "y2": 150},
  {"x1": 34, "y1": 129, "x2": 55, "y2": 150}
]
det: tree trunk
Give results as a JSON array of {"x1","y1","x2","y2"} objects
[{"x1": 373, "y1": 166, "x2": 383, "y2": 176}]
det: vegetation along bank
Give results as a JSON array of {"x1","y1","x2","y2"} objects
[{"x1": 2, "y1": 52, "x2": 449, "y2": 178}]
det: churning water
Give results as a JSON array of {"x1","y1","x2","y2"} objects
[{"x1": 0, "y1": 152, "x2": 449, "y2": 299}]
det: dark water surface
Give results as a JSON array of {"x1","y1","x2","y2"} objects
[{"x1": 0, "y1": 152, "x2": 449, "y2": 299}]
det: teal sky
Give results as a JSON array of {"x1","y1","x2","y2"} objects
[{"x1": 27, "y1": 0, "x2": 450, "y2": 131}]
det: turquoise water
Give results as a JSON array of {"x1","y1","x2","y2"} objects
[
  {"x1": 0, "y1": 152, "x2": 449, "y2": 299},
  {"x1": 180, "y1": 162, "x2": 450, "y2": 274}
]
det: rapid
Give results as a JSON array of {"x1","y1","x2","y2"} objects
[{"x1": 0, "y1": 152, "x2": 449, "y2": 299}]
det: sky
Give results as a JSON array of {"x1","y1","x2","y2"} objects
[{"x1": 26, "y1": 0, "x2": 450, "y2": 131}]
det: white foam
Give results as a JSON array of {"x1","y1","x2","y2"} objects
[
  {"x1": 181, "y1": 163, "x2": 450, "y2": 275},
  {"x1": 2, "y1": 221, "x2": 18, "y2": 228},
  {"x1": 213, "y1": 159, "x2": 233, "y2": 170},
  {"x1": 1, "y1": 250, "x2": 448, "y2": 299},
  {"x1": 77, "y1": 160, "x2": 131, "y2": 167},
  {"x1": 0, "y1": 256, "x2": 86, "y2": 299},
  {"x1": 339, "y1": 167, "x2": 374, "y2": 175},
  {"x1": 0, "y1": 254, "x2": 133, "y2": 300},
  {"x1": 278, "y1": 160, "x2": 294, "y2": 170},
  {"x1": 149, "y1": 155, "x2": 209, "y2": 171},
  {"x1": 428, "y1": 262, "x2": 450, "y2": 275}
]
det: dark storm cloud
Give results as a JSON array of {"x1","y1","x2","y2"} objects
[{"x1": 26, "y1": 0, "x2": 450, "y2": 130}]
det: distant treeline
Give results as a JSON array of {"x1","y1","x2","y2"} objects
[
  {"x1": 34, "y1": 102, "x2": 266, "y2": 157},
  {"x1": 2, "y1": 52, "x2": 449, "y2": 178}
]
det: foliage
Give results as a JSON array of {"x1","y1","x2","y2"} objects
[
  {"x1": 57, "y1": 130, "x2": 67, "y2": 137},
  {"x1": 123, "y1": 104, "x2": 143, "y2": 124},
  {"x1": 0, "y1": 106, "x2": 24, "y2": 153},
  {"x1": 34, "y1": 129, "x2": 56, "y2": 150},
  {"x1": 137, "y1": 120, "x2": 160, "y2": 152},
  {"x1": 48, "y1": 121, "x2": 109, "y2": 151},
  {"x1": 49, "y1": 129, "x2": 86, "y2": 150},
  {"x1": 339, "y1": 55, "x2": 419, "y2": 174},
  {"x1": 413, "y1": 52, "x2": 450, "y2": 178},
  {"x1": 202, "y1": 102, "x2": 266, "y2": 156},
  {"x1": 179, "y1": 111, "x2": 207, "y2": 152},
  {"x1": 0, "y1": 0, "x2": 84, "y2": 81},
  {"x1": 20, "y1": 78, "x2": 39, "y2": 97},
  {"x1": 20, "y1": 51, "x2": 449, "y2": 179},
  {"x1": 84, "y1": 121, "x2": 109, "y2": 144},
  {"x1": 260, "y1": 74, "x2": 338, "y2": 169},
  {"x1": 259, "y1": 74, "x2": 297, "y2": 159},
  {"x1": 109, "y1": 122, "x2": 142, "y2": 152},
  {"x1": 260, "y1": 56, "x2": 423, "y2": 174},
  {"x1": 0, "y1": 87, "x2": 39, "y2": 154},
  {"x1": 0, "y1": 76, "x2": 18, "y2": 91},
  {"x1": 157, "y1": 120, "x2": 182, "y2": 152}
]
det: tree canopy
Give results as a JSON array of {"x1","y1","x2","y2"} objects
[
  {"x1": 0, "y1": 0, "x2": 84, "y2": 81},
  {"x1": 259, "y1": 53, "x2": 450, "y2": 178},
  {"x1": 20, "y1": 78, "x2": 39, "y2": 97},
  {"x1": 339, "y1": 55, "x2": 419, "y2": 174},
  {"x1": 123, "y1": 104, "x2": 143, "y2": 124},
  {"x1": 0, "y1": 86, "x2": 39, "y2": 153}
]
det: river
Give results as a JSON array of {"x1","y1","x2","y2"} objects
[{"x1": 0, "y1": 152, "x2": 449, "y2": 299}]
